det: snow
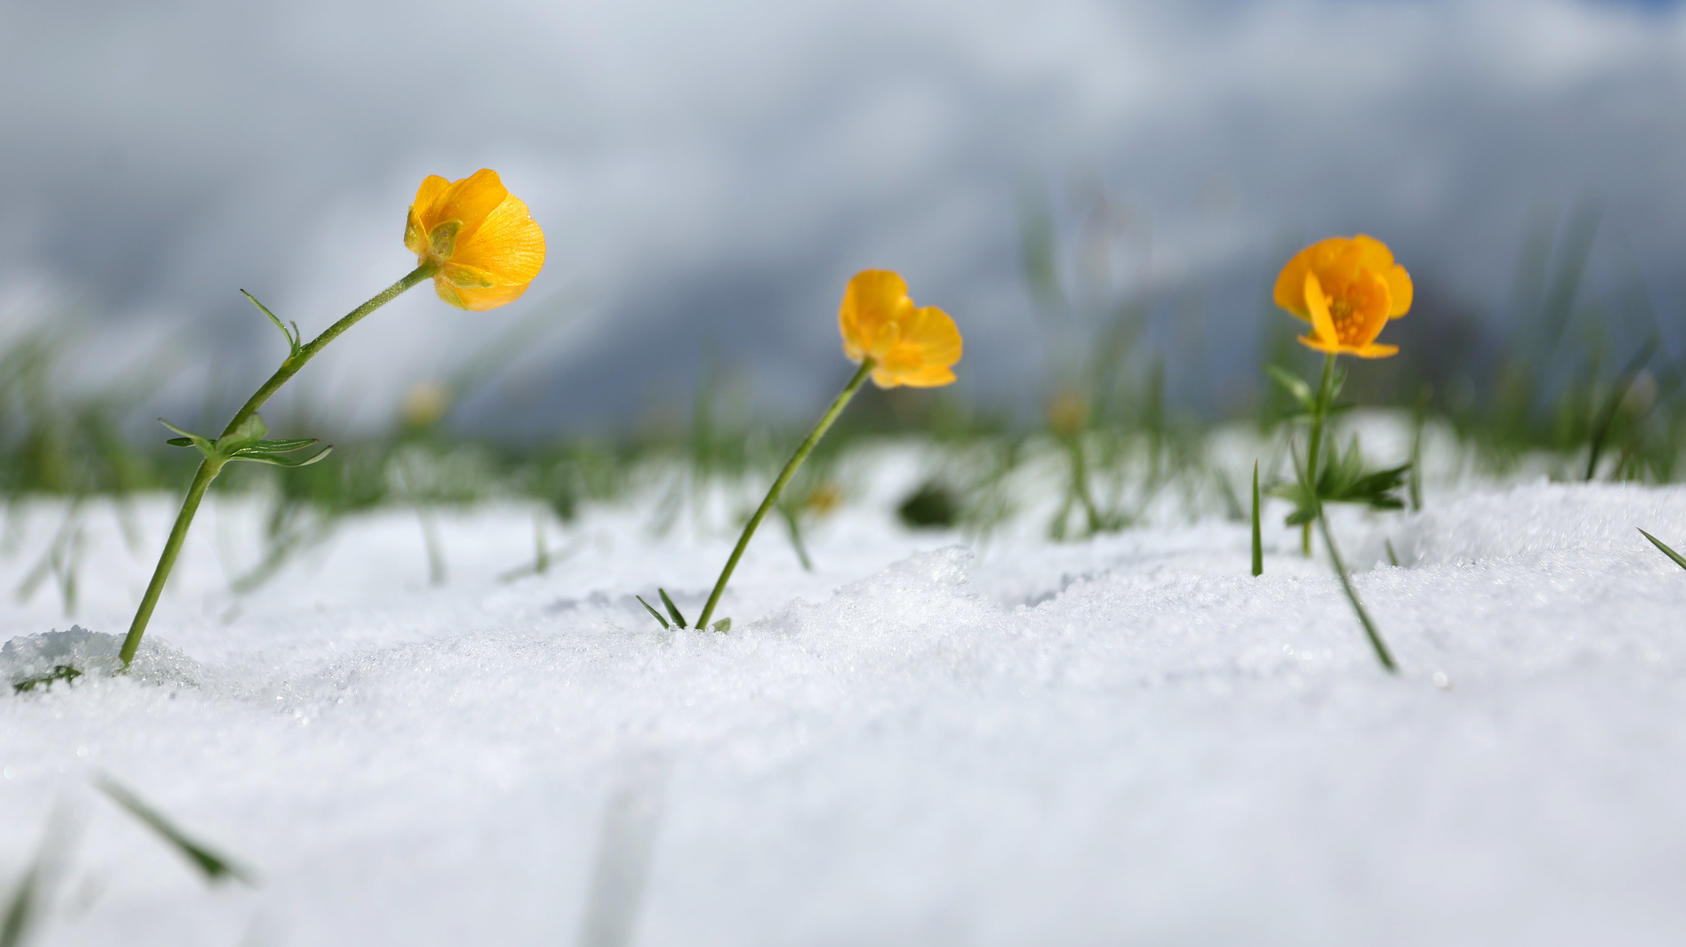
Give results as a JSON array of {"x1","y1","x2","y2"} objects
[{"x1": 3, "y1": 460, "x2": 1686, "y2": 946}]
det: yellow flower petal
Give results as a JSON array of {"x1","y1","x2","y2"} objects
[
  {"x1": 1304, "y1": 271, "x2": 1337, "y2": 345},
  {"x1": 448, "y1": 282, "x2": 534, "y2": 312},
  {"x1": 1354, "y1": 343, "x2": 1399, "y2": 359},
  {"x1": 839, "y1": 270, "x2": 912, "y2": 362},
  {"x1": 446, "y1": 194, "x2": 545, "y2": 286},
  {"x1": 1384, "y1": 264, "x2": 1412, "y2": 318}
]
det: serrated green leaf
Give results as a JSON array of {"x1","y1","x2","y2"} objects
[
  {"x1": 1265, "y1": 365, "x2": 1314, "y2": 408},
  {"x1": 636, "y1": 595, "x2": 670, "y2": 629},
  {"x1": 710, "y1": 618, "x2": 732, "y2": 632},
  {"x1": 658, "y1": 588, "x2": 688, "y2": 629},
  {"x1": 1638, "y1": 529, "x2": 1686, "y2": 571},
  {"x1": 97, "y1": 777, "x2": 253, "y2": 886}
]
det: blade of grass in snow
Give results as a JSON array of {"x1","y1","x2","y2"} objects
[
  {"x1": 96, "y1": 778, "x2": 253, "y2": 886},
  {"x1": 635, "y1": 597, "x2": 670, "y2": 629},
  {"x1": 1637, "y1": 529, "x2": 1686, "y2": 571},
  {"x1": 1408, "y1": 389, "x2": 1426, "y2": 511},
  {"x1": 657, "y1": 589, "x2": 688, "y2": 630},
  {"x1": 1585, "y1": 336, "x2": 1659, "y2": 481},
  {"x1": 1250, "y1": 461, "x2": 1262, "y2": 577},
  {"x1": 575, "y1": 759, "x2": 668, "y2": 947},
  {"x1": 1, "y1": 857, "x2": 42, "y2": 947}
]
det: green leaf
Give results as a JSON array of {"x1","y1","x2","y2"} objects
[
  {"x1": 217, "y1": 414, "x2": 268, "y2": 453},
  {"x1": 237, "y1": 437, "x2": 321, "y2": 454},
  {"x1": 241, "y1": 289, "x2": 302, "y2": 357},
  {"x1": 226, "y1": 445, "x2": 333, "y2": 468},
  {"x1": 636, "y1": 595, "x2": 671, "y2": 629},
  {"x1": 1638, "y1": 529, "x2": 1686, "y2": 572},
  {"x1": 12, "y1": 664, "x2": 81, "y2": 695},
  {"x1": 1385, "y1": 539, "x2": 1400, "y2": 567},
  {"x1": 710, "y1": 618, "x2": 732, "y2": 632},
  {"x1": 96, "y1": 777, "x2": 253, "y2": 886},
  {"x1": 157, "y1": 418, "x2": 217, "y2": 458},
  {"x1": 1265, "y1": 364, "x2": 1314, "y2": 409},
  {"x1": 658, "y1": 588, "x2": 689, "y2": 629}
]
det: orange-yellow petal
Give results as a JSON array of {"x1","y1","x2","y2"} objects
[
  {"x1": 1353, "y1": 343, "x2": 1399, "y2": 359},
  {"x1": 1304, "y1": 271, "x2": 1337, "y2": 345},
  {"x1": 447, "y1": 194, "x2": 546, "y2": 286},
  {"x1": 900, "y1": 305, "x2": 962, "y2": 365},
  {"x1": 840, "y1": 270, "x2": 912, "y2": 362},
  {"x1": 1384, "y1": 264, "x2": 1412, "y2": 317},
  {"x1": 442, "y1": 281, "x2": 534, "y2": 312},
  {"x1": 424, "y1": 170, "x2": 509, "y2": 243}
]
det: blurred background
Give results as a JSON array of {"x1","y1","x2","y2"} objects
[{"x1": 2, "y1": 0, "x2": 1683, "y2": 441}]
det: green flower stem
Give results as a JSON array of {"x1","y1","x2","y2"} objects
[
  {"x1": 1292, "y1": 443, "x2": 1397, "y2": 674},
  {"x1": 1301, "y1": 352, "x2": 1338, "y2": 557},
  {"x1": 118, "y1": 264, "x2": 435, "y2": 667},
  {"x1": 694, "y1": 359, "x2": 874, "y2": 631}
]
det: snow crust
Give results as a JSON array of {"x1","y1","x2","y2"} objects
[{"x1": 2, "y1": 472, "x2": 1685, "y2": 945}]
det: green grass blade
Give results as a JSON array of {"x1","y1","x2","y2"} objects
[
  {"x1": 657, "y1": 588, "x2": 689, "y2": 629},
  {"x1": 96, "y1": 778, "x2": 253, "y2": 886},
  {"x1": 0, "y1": 861, "x2": 40, "y2": 947},
  {"x1": 635, "y1": 596, "x2": 671, "y2": 629},
  {"x1": 1250, "y1": 460, "x2": 1262, "y2": 577},
  {"x1": 1638, "y1": 529, "x2": 1686, "y2": 571}
]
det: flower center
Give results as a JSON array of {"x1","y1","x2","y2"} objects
[{"x1": 1328, "y1": 296, "x2": 1359, "y2": 343}]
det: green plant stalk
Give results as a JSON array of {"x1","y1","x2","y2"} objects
[
  {"x1": 694, "y1": 359, "x2": 874, "y2": 631},
  {"x1": 118, "y1": 264, "x2": 434, "y2": 667},
  {"x1": 1301, "y1": 353, "x2": 1338, "y2": 556},
  {"x1": 1292, "y1": 443, "x2": 1397, "y2": 674}
]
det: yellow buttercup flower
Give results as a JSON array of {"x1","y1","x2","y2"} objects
[
  {"x1": 405, "y1": 169, "x2": 545, "y2": 311},
  {"x1": 839, "y1": 270, "x2": 962, "y2": 388},
  {"x1": 1273, "y1": 235, "x2": 1411, "y2": 359}
]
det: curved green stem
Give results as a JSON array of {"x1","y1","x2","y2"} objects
[
  {"x1": 694, "y1": 359, "x2": 874, "y2": 631},
  {"x1": 1300, "y1": 353, "x2": 1337, "y2": 557},
  {"x1": 118, "y1": 264, "x2": 434, "y2": 667}
]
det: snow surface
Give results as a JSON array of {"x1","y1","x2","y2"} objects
[{"x1": 3, "y1": 459, "x2": 1686, "y2": 946}]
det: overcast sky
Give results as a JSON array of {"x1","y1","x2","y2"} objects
[{"x1": 3, "y1": 0, "x2": 1683, "y2": 436}]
